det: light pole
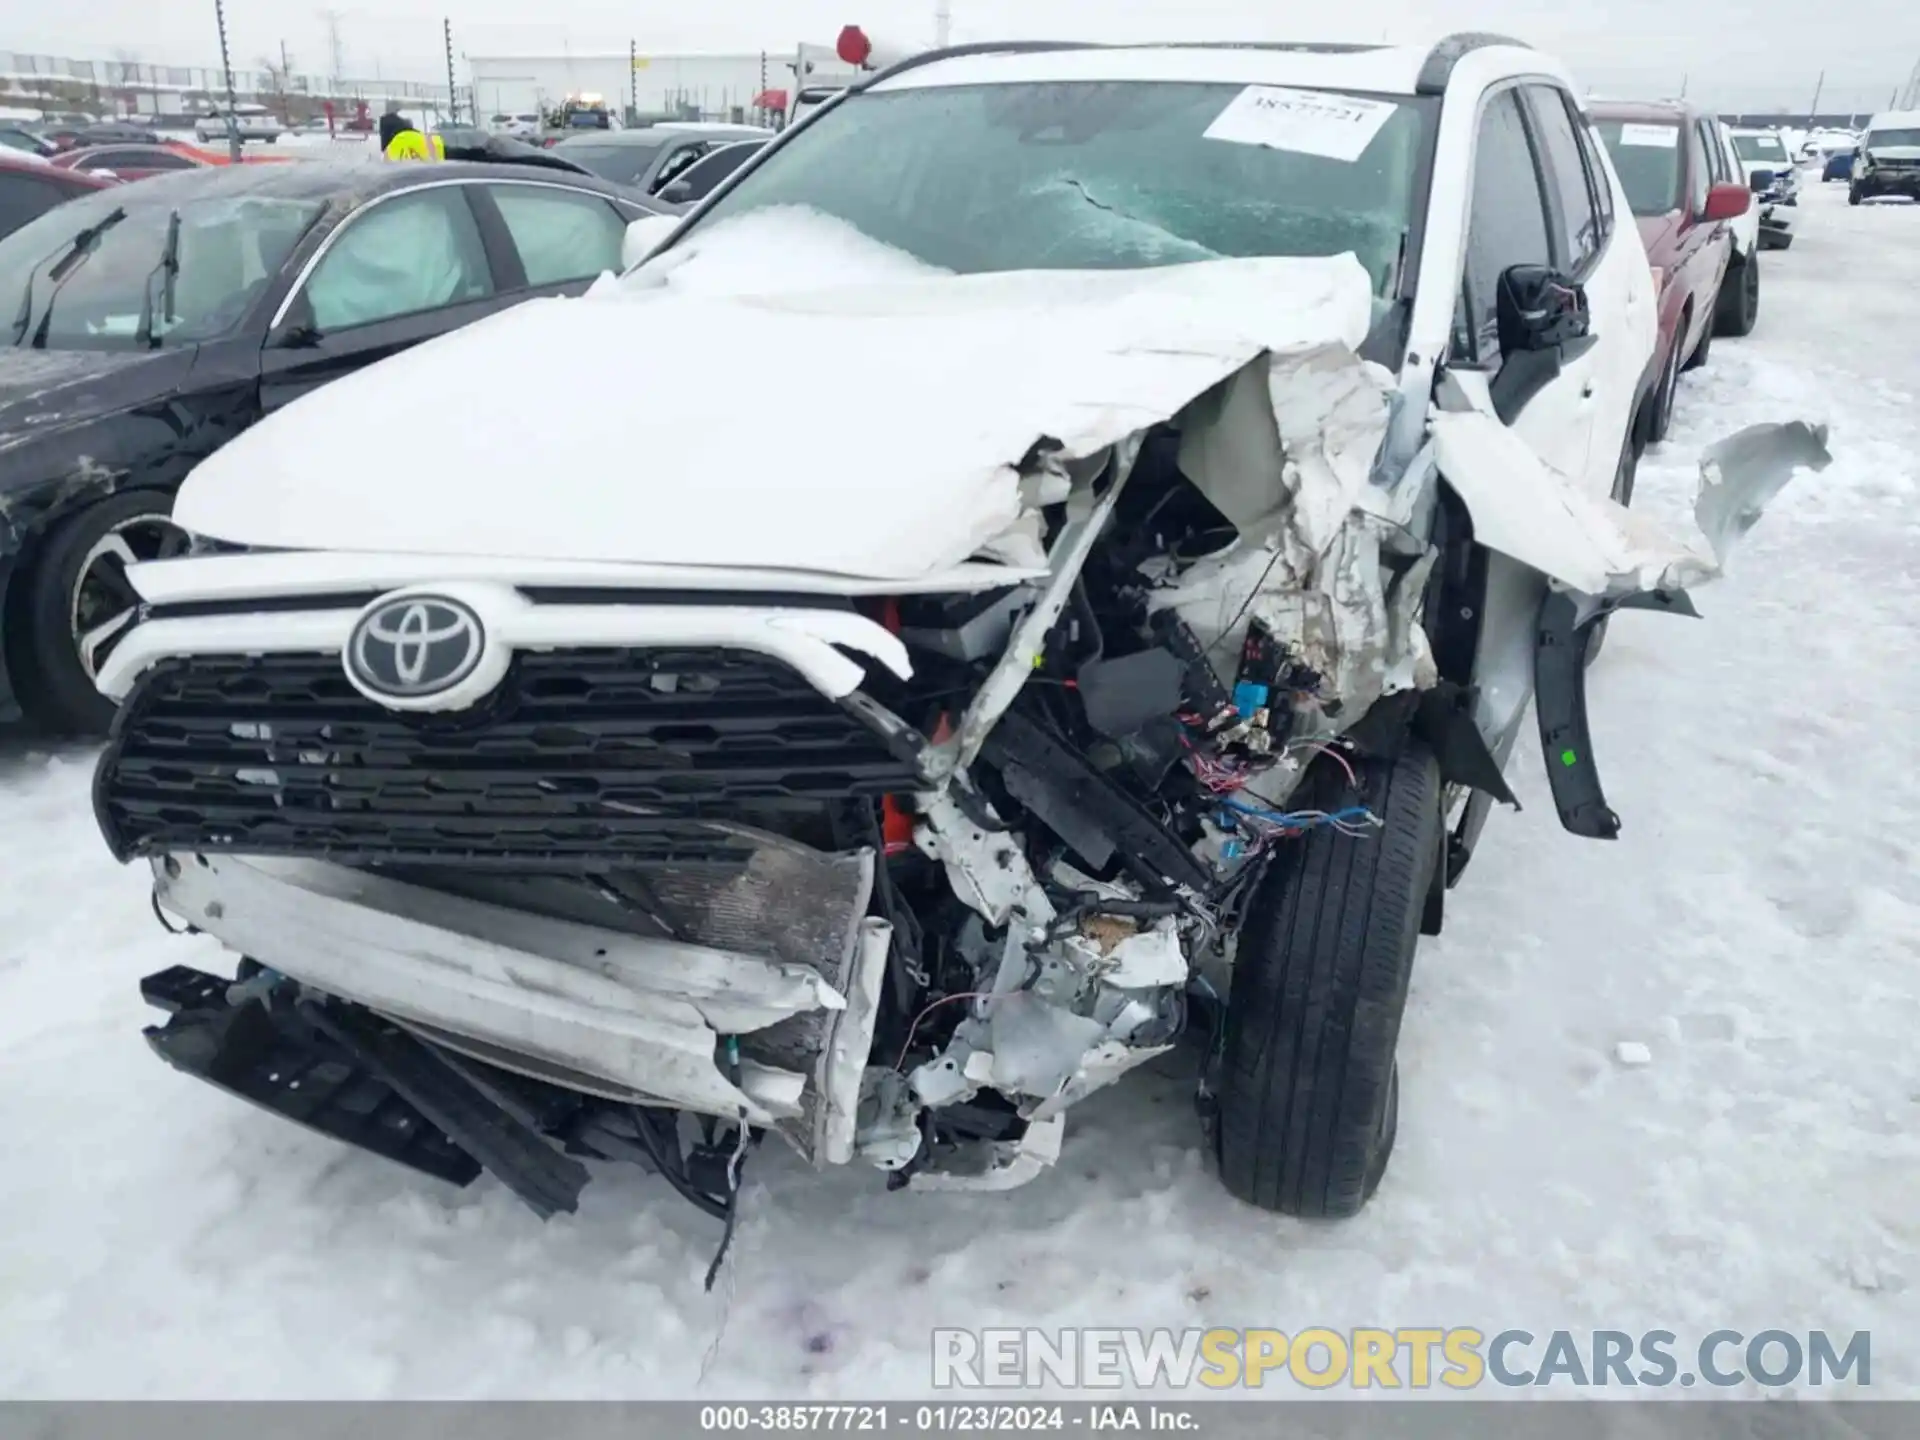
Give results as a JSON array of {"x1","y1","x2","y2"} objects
[
  {"x1": 443, "y1": 19, "x2": 458, "y2": 125},
  {"x1": 443, "y1": 16, "x2": 458, "y2": 125},
  {"x1": 213, "y1": 0, "x2": 242, "y2": 162}
]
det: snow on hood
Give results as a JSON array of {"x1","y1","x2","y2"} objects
[
  {"x1": 619, "y1": 206, "x2": 953, "y2": 297},
  {"x1": 171, "y1": 242, "x2": 1380, "y2": 582}
]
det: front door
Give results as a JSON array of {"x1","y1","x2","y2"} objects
[
  {"x1": 259, "y1": 185, "x2": 510, "y2": 411},
  {"x1": 1454, "y1": 87, "x2": 1598, "y2": 491}
]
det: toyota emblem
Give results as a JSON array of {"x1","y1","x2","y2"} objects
[{"x1": 345, "y1": 595, "x2": 486, "y2": 701}]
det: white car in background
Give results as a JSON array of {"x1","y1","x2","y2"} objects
[
  {"x1": 490, "y1": 112, "x2": 541, "y2": 138},
  {"x1": 1726, "y1": 125, "x2": 1797, "y2": 251},
  {"x1": 194, "y1": 104, "x2": 281, "y2": 144},
  {"x1": 1708, "y1": 120, "x2": 1766, "y2": 338},
  {"x1": 1850, "y1": 110, "x2": 1920, "y2": 204},
  {"x1": 1798, "y1": 126, "x2": 1860, "y2": 162}
]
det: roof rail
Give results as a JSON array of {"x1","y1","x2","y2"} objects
[
  {"x1": 1155, "y1": 42, "x2": 1388, "y2": 56},
  {"x1": 1415, "y1": 32, "x2": 1533, "y2": 96},
  {"x1": 852, "y1": 38, "x2": 1390, "y2": 92},
  {"x1": 851, "y1": 40, "x2": 1102, "y2": 92}
]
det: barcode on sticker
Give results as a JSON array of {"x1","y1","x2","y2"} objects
[{"x1": 1202, "y1": 85, "x2": 1399, "y2": 163}]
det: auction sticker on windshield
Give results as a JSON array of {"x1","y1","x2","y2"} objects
[
  {"x1": 1618, "y1": 122, "x2": 1680, "y2": 147},
  {"x1": 1202, "y1": 85, "x2": 1398, "y2": 162}
]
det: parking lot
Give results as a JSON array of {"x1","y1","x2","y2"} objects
[{"x1": 0, "y1": 175, "x2": 1914, "y2": 1398}]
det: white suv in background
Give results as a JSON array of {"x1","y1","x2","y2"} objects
[
  {"x1": 192, "y1": 103, "x2": 281, "y2": 144},
  {"x1": 89, "y1": 37, "x2": 1808, "y2": 1236},
  {"x1": 1851, "y1": 109, "x2": 1920, "y2": 204}
]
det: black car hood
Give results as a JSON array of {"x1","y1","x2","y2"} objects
[{"x1": 0, "y1": 347, "x2": 197, "y2": 458}]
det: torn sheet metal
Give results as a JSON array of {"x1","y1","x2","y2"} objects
[
  {"x1": 1693, "y1": 421, "x2": 1833, "y2": 568},
  {"x1": 1176, "y1": 342, "x2": 1399, "y2": 552},
  {"x1": 854, "y1": 1069, "x2": 924, "y2": 1170},
  {"x1": 1026, "y1": 1040, "x2": 1176, "y2": 1123},
  {"x1": 816, "y1": 918, "x2": 893, "y2": 1166},
  {"x1": 171, "y1": 250, "x2": 1378, "y2": 581},
  {"x1": 1096, "y1": 919, "x2": 1190, "y2": 989},
  {"x1": 909, "y1": 1113, "x2": 1066, "y2": 1193},
  {"x1": 913, "y1": 792, "x2": 1056, "y2": 929},
  {"x1": 1143, "y1": 507, "x2": 1438, "y2": 736},
  {"x1": 1431, "y1": 414, "x2": 1833, "y2": 599},
  {"x1": 942, "y1": 445, "x2": 1139, "y2": 776},
  {"x1": 1152, "y1": 336, "x2": 1431, "y2": 734}
]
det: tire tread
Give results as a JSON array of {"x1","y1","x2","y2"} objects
[{"x1": 1216, "y1": 743, "x2": 1443, "y2": 1217}]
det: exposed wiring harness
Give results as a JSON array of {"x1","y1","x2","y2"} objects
[{"x1": 1221, "y1": 799, "x2": 1383, "y2": 840}]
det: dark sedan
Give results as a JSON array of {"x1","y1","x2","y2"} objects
[
  {"x1": 39, "y1": 122, "x2": 163, "y2": 152},
  {"x1": 554, "y1": 124, "x2": 774, "y2": 199},
  {"x1": 650, "y1": 139, "x2": 769, "y2": 213},
  {"x1": 0, "y1": 123, "x2": 57, "y2": 160},
  {"x1": 49, "y1": 143, "x2": 218, "y2": 183},
  {"x1": 0, "y1": 158, "x2": 659, "y2": 733}
]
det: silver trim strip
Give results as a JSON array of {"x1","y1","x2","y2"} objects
[{"x1": 95, "y1": 583, "x2": 913, "y2": 704}]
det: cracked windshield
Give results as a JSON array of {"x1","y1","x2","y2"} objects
[{"x1": 691, "y1": 81, "x2": 1428, "y2": 305}]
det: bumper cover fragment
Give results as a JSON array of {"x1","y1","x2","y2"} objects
[{"x1": 140, "y1": 964, "x2": 484, "y2": 1190}]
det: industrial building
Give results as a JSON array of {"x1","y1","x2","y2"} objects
[
  {"x1": 466, "y1": 43, "x2": 869, "y2": 124},
  {"x1": 0, "y1": 47, "x2": 449, "y2": 123}
]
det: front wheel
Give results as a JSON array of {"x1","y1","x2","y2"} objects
[
  {"x1": 1714, "y1": 251, "x2": 1759, "y2": 337},
  {"x1": 1214, "y1": 741, "x2": 1443, "y2": 1218},
  {"x1": 11, "y1": 491, "x2": 187, "y2": 736},
  {"x1": 1849, "y1": 184, "x2": 1864, "y2": 206},
  {"x1": 1647, "y1": 333, "x2": 1684, "y2": 444},
  {"x1": 1684, "y1": 302, "x2": 1714, "y2": 371}
]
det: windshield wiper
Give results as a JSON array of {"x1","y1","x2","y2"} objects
[
  {"x1": 9, "y1": 206, "x2": 127, "y2": 348},
  {"x1": 134, "y1": 209, "x2": 182, "y2": 350}
]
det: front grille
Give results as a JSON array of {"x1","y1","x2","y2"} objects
[{"x1": 95, "y1": 647, "x2": 920, "y2": 869}]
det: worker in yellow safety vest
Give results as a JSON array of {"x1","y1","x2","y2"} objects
[{"x1": 382, "y1": 119, "x2": 445, "y2": 161}]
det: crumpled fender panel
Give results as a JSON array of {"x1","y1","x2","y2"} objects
[
  {"x1": 1433, "y1": 415, "x2": 1832, "y2": 837},
  {"x1": 1431, "y1": 414, "x2": 1832, "y2": 600}
]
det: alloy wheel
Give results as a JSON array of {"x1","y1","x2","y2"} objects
[{"x1": 68, "y1": 515, "x2": 189, "y2": 680}]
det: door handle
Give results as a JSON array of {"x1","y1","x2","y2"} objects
[{"x1": 1582, "y1": 380, "x2": 1596, "y2": 399}]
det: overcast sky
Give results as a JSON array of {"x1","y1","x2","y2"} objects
[{"x1": 11, "y1": 1, "x2": 1917, "y2": 114}]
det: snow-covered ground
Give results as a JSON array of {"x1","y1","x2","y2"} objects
[{"x1": 2, "y1": 179, "x2": 1916, "y2": 1400}]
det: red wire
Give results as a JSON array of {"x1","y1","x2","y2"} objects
[{"x1": 895, "y1": 990, "x2": 1007, "y2": 1072}]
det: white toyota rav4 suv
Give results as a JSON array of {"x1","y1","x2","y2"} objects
[{"x1": 92, "y1": 36, "x2": 1817, "y2": 1239}]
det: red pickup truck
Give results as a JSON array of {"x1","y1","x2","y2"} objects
[{"x1": 1592, "y1": 99, "x2": 1752, "y2": 446}]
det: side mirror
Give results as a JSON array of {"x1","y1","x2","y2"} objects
[
  {"x1": 1701, "y1": 181, "x2": 1752, "y2": 223},
  {"x1": 1748, "y1": 170, "x2": 1774, "y2": 193},
  {"x1": 657, "y1": 179, "x2": 693, "y2": 204},
  {"x1": 1495, "y1": 264, "x2": 1590, "y2": 355},
  {"x1": 621, "y1": 213, "x2": 681, "y2": 269}
]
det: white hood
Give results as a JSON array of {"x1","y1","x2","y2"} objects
[{"x1": 174, "y1": 226, "x2": 1378, "y2": 583}]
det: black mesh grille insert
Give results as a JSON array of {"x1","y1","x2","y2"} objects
[{"x1": 95, "y1": 647, "x2": 919, "y2": 869}]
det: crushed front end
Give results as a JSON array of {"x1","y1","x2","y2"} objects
[
  {"x1": 89, "y1": 251, "x2": 1815, "y2": 1227},
  {"x1": 94, "y1": 424, "x2": 1414, "y2": 1216}
]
